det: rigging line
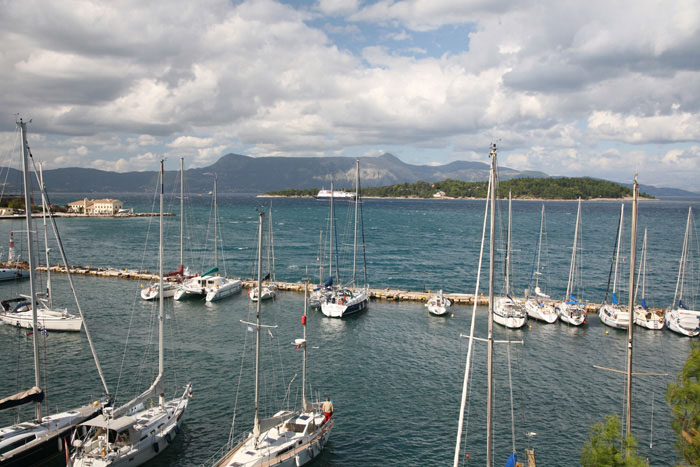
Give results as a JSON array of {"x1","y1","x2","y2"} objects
[
  {"x1": 604, "y1": 208, "x2": 623, "y2": 303},
  {"x1": 228, "y1": 304, "x2": 253, "y2": 446},
  {"x1": 454, "y1": 165, "x2": 491, "y2": 467},
  {"x1": 28, "y1": 155, "x2": 111, "y2": 396},
  {"x1": 114, "y1": 175, "x2": 161, "y2": 405},
  {"x1": 506, "y1": 342, "x2": 516, "y2": 455}
]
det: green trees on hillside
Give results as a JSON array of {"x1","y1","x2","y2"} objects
[
  {"x1": 667, "y1": 342, "x2": 700, "y2": 464},
  {"x1": 264, "y1": 177, "x2": 654, "y2": 200}
]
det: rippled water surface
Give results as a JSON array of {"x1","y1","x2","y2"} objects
[{"x1": 1, "y1": 194, "x2": 699, "y2": 466}]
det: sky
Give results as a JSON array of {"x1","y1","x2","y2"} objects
[{"x1": 1, "y1": 0, "x2": 699, "y2": 190}]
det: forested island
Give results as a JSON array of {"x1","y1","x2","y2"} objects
[{"x1": 263, "y1": 177, "x2": 654, "y2": 200}]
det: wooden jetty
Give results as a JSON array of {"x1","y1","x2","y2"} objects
[{"x1": 7, "y1": 261, "x2": 664, "y2": 314}]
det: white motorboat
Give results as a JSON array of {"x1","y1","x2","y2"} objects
[
  {"x1": 71, "y1": 160, "x2": 192, "y2": 467},
  {"x1": 315, "y1": 189, "x2": 355, "y2": 200},
  {"x1": 556, "y1": 198, "x2": 587, "y2": 326},
  {"x1": 212, "y1": 219, "x2": 333, "y2": 467},
  {"x1": 666, "y1": 207, "x2": 700, "y2": 337},
  {"x1": 426, "y1": 289, "x2": 451, "y2": 316},
  {"x1": 140, "y1": 280, "x2": 179, "y2": 300},
  {"x1": 599, "y1": 204, "x2": 630, "y2": 330}
]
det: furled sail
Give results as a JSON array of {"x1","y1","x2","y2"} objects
[{"x1": 0, "y1": 386, "x2": 44, "y2": 411}]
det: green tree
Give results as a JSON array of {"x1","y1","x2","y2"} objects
[
  {"x1": 580, "y1": 414, "x2": 647, "y2": 466},
  {"x1": 667, "y1": 342, "x2": 700, "y2": 465}
]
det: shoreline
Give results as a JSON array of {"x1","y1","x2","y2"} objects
[{"x1": 257, "y1": 194, "x2": 656, "y2": 202}]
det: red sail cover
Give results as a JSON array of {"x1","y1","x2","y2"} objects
[{"x1": 164, "y1": 265, "x2": 184, "y2": 278}]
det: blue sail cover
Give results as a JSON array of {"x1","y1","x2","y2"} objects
[
  {"x1": 679, "y1": 299, "x2": 688, "y2": 310},
  {"x1": 566, "y1": 294, "x2": 584, "y2": 305},
  {"x1": 505, "y1": 453, "x2": 517, "y2": 467},
  {"x1": 324, "y1": 276, "x2": 333, "y2": 287},
  {"x1": 612, "y1": 292, "x2": 619, "y2": 305},
  {"x1": 641, "y1": 298, "x2": 648, "y2": 309}
]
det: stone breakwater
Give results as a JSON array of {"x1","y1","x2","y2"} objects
[{"x1": 3, "y1": 261, "x2": 659, "y2": 314}]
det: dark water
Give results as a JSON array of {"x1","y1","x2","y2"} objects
[{"x1": 1, "y1": 194, "x2": 699, "y2": 466}]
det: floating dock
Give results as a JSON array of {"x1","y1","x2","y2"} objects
[{"x1": 4, "y1": 261, "x2": 663, "y2": 314}]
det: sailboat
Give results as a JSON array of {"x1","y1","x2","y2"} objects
[
  {"x1": 555, "y1": 198, "x2": 587, "y2": 326},
  {"x1": 175, "y1": 174, "x2": 241, "y2": 302},
  {"x1": 213, "y1": 212, "x2": 333, "y2": 467},
  {"x1": 454, "y1": 143, "x2": 522, "y2": 467},
  {"x1": 524, "y1": 205, "x2": 557, "y2": 323},
  {"x1": 309, "y1": 183, "x2": 337, "y2": 310},
  {"x1": 665, "y1": 207, "x2": 700, "y2": 337},
  {"x1": 425, "y1": 289, "x2": 451, "y2": 316},
  {"x1": 249, "y1": 202, "x2": 278, "y2": 301},
  {"x1": 71, "y1": 160, "x2": 192, "y2": 467},
  {"x1": 142, "y1": 157, "x2": 188, "y2": 300},
  {"x1": 632, "y1": 228, "x2": 664, "y2": 330},
  {"x1": 0, "y1": 139, "x2": 82, "y2": 334},
  {"x1": 599, "y1": 204, "x2": 631, "y2": 329},
  {"x1": 494, "y1": 192, "x2": 527, "y2": 329},
  {"x1": 321, "y1": 160, "x2": 369, "y2": 318},
  {"x1": 0, "y1": 232, "x2": 29, "y2": 281},
  {"x1": 0, "y1": 118, "x2": 110, "y2": 465}
]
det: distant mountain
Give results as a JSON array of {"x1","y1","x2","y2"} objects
[
  {"x1": 0, "y1": 153, "x2": 548, "y2": 195},
  {"x1": 624, "y1": 183, "x2": 700, "y2": 199},
  {"x1": 0, "y1": 152, "x2": 691, "y2": 198}
]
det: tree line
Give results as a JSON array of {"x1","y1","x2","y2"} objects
[{"x1": 265, "y1": 177, "x2": 654, "y2": 200}]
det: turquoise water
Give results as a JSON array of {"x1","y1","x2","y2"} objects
[{"x1": 1, "y1": 194, "x2": 699, "y2": 466}]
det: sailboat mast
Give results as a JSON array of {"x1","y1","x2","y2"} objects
[
  {"x1": 329, "y1": 180, "x2": 334, "y2": 284},
  {"x1": 673, "y1": 208, "x2": 692, "y2": 306},
  {"x1": 39, "y1": 163, "x2": 52, "y2": 309},
  {"x1": 19, "y1": 119, "x2": 42, "y2": 422},
  {"x1": 253, "y1": 210, "x2": 264, "y2": 445},
  {"x1": 566, "y1": 199, "x2": 581, "y2": 299},
  {"x1": 319, "y1": 230, "x2": 323, "y2": 285},
  {"x1": 453, "y1": 153, "x2": 492, "y2": 467},
  {"x1": 302, "y1": 280, "x2": 309, "y2": 411},
  {"x1": 612, "y1": 204, "x2": 624, "y2": 295},
  {"x1": 180, "y1": 157, "x2": 184, "y2": 268},
  {"x1": 353, "y1": 160, "x2": 359, "y2": 287},
  {"x1": 505, "y1": 191, "x2": 512, "y2": 294},
  {"x1": 213, "y1": 175, "x2": 218, "y2": 269},
  {"x1": 486, "y1": 144, "x2": 497, "y2": 467},
  {"x1": 625, "y1": 176, "x2": 639, "y2": 447},
  {"x1": 535, "y1": 204, "x2": 544, "y2": 290},
  {"x1": 158, "y1": 160, "x2": 165, "y2": 407}
]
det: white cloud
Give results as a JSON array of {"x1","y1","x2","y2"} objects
[{"x1": 0, "y1": 0, "x2": 698, "y2": 188}]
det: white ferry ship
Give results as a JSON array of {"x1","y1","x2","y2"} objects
[{"x1": 316, "y1": 189, "x2": 356, "y2": 200}]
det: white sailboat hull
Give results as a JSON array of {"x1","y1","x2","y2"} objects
[
  {"x1": 72, "y1": 385, "x2": 192, "y2": 467},
  {"x1": 0, "y1": 308, "x2": 82, "y2": 332},
  {"x1": 633, "y1": 306, "x2": 664, "y2": 330},
  {"x1": 425, "y1": 292, "x2": 450, "y2": 316},
  {"x1": 0, "y1": 267, "x2": 29, "y2": 281},
  {"x1": 556, "y1": 302, "x2": 586, "y2": 326},
  {"x1": 493, "y1": 296, "x2": 527, "y2": 329},
  {"x1": 206, "y1": 279, "x2": 242, "y2": 302},
  {"x1": 525, "y1": 299, "x2": 558, "y2": 323},
  {"x1": 665, "y1": 308, "x2": 700, "y2": 337},
  {"x1": 215, "y1": 411, "x2": 333, "y2": 467},
  {"x1": 249, "y1": 284, "x2": 278, "y2": 301},
  {"x1": 174, "y1": 276, "x2": 241, "y2": 301},
  {"x1": 598, "y1": 303, "x2": 630, "y2": 329},
  {"x1": 321, "y1": 288, "x2": 369, "y2": 318},
  {"x1": 140, "y1": 282, "x2": 178, "y2": 300}
]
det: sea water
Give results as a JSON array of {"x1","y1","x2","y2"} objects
[{"x1": 0, "y1": 193, "x2": 698, "y2": 466}]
